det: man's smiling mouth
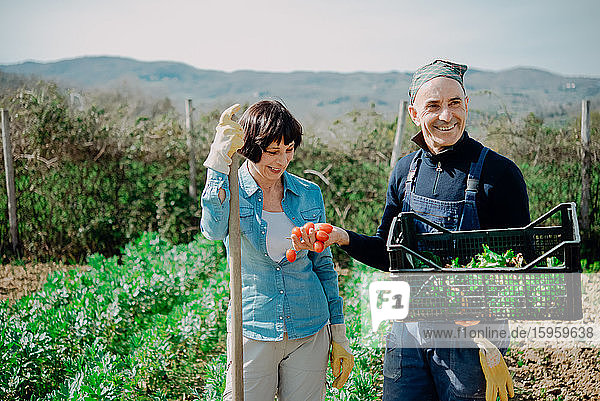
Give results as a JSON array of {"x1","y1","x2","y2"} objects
[{"x1": 435, "y1": 123, "x2": 457, "y2": 132}]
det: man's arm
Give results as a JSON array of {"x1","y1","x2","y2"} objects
[
  {"x1": 479, "y1": 154, "x2": 530, "y2": 229},
  {"x1": 293, "y1": 156, "x2": 410, "y2": 272},
  {"x1": 339, "y1": 204, "x2": 399, "y2": 271}
]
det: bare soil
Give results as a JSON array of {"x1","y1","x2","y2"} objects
[
  {"x1": 506, "y1": 273, "x2": 600, "y2": 400},
  {"x1": 0, "y1": 261, "x2": 87, "y2": 303}
]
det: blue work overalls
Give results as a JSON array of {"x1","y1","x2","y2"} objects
[{"x1": 383, "y1": 147, "x2": 493, "y2": 401}]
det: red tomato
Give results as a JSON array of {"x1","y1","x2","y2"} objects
[
  {"x1": 286, "y1": 249, "x2": 297, "y2": 263},
  {"x1": 315, "y1": 230, "x2": 329, "y2": 242},
  {"x1": 291, "y1": 226, "x2": 303, "y2": 238},
  {"x1": 313, "y1": 241, "x2": 325, "y2": 253},
  {"x1": 303, "y1": 222, "x2": 315, "y2": 232},
  {"x1": 315, "y1": 223, "x2": 333, "y2": 234}
]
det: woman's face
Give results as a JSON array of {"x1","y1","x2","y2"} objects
[{"x1": 251, "y1": 138, "x2": 295, "y2": 183}]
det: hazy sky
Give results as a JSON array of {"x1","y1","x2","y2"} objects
[{"x1": 1, "y1": 0, "x2": 598, "y2": 77}]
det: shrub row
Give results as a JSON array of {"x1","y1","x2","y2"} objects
[
  {"x1": 1, "y1": 82, "x2": 598, "y2": 263},
  {"x1": 0, "y1": 83, "x2": 214, "y2": 262}
]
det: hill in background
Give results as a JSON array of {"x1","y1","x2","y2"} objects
[{"x1": 1, "y1": 56, "x2": 599, "y2": 135}]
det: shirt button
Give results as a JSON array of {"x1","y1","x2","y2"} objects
[
  {"x1": 279, "y1": 316, "x2": 283, "y2": 320},
  {"x1": 264, "y1": 253, "x2": 268, "y2": 257},
  {"x1": 276, "y1": 267, "x2": 280, "y2": 271},
  {"x1": 258, "y1": 198, "x2": 262, "y2": 201},
  {"x1": 280, "y1": 290, "x2": 284, "y2": 294}
]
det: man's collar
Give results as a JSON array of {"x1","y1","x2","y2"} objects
[
  {"x1": 411, "y1": 131, "x2": 469, "y2": 157},
  {"x1": 238, "y1": 161, "x2": 301, "y2": 197}
]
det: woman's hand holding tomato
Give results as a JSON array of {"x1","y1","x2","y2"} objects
[
  {"x1": 289, "y1": 223, "x2": 349, "y2": 255},
  {"x1": 285, "y1": 222, "x2": 326, "y2": 261}
]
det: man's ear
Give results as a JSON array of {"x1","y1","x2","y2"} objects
[{"x1": 408, "y1": 104, "x2": 419, "y2": 126}]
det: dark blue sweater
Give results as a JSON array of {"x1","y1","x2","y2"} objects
[{"x1": 341, "y1": 132, "x2": 530, "y2": 271}]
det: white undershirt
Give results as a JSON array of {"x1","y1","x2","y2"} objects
[{"x1": 262, "y1": 210, "x2": 295, "y2": 262}]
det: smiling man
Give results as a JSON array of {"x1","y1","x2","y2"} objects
[
  {"x1": 410, "y1": 74, "x2": 467, "y2": 154},
  {"x1": 293, "y1": 60, "x2": 530, "y2": 401}
]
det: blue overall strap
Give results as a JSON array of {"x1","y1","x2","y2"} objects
[
  {"x1": 458, "y1": 146, "x2": 489, "y2": 231},
  {"x1": 402, "y1": 150, "x2": 422, "y2": 212}
]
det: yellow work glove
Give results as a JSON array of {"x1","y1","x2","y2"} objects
[
  {"x1": 203, "y1": 104, "x2": 244, "y2": 174},
  {"x1": 474, "y1": 337, "x2": 514, "y2": 401},
  {"x1": 330, "y1": 324, "x2": 354, "y2": 389}
]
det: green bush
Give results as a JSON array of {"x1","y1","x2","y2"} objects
[
  {"x1": 487, "y1": 112, "x2": 600, "y2": 260},
  {"x1": 0, "y1": 232, "x2": 228, "y2": 400},
  {"x1": 0, "y1": 83, "x2": 216, "y2": 262}
]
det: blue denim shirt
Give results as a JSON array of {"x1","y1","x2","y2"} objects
[{"x1": 200, "y1": 162, "x2": 344, "y2": 341}]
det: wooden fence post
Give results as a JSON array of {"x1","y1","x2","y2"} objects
[
  {"x1": 186, "y1": 99, "x2": 197, "y2": 203},
  {"x1": 390, "y1": 101, "x2": 408, "y2": 168},
  {"x1": 1, "y1": 109, "x2": 20, "y2": 255},
  {"x1": 581, "y1": 100, "x2": 591, "y2": 232}
]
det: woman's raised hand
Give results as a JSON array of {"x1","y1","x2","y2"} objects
[{"x1": 203, "y1": 104, "x2": 244, "y2": 174}]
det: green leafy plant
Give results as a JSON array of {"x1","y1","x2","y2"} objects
[{"x1": 0, "y1": 233, "x2": 228, "y2": 400}]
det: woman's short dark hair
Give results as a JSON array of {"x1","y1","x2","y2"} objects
[{"x1": 239, "y1": 100, "x2": 302, "y2": 163}]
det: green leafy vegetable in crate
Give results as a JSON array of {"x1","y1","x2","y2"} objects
[
  {"x1": 445, "y1": 245, "x2": 525, "y2": 268},
  {"x1": 544, "y1": 256, "x2": 565, "y2": 268},
  {"x1": 445, "y1": 245, "x2": 566, "y2": 269}
]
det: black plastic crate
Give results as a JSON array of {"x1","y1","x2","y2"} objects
[
  {"x1": 385, "y1": 203, "x2": 582, "y2": 321},
  {"x1": 390, "y1": 272, "x2": 582, "y2": 321},
  {"x1": 387, "y1": 203, "x2": 581, "y2": 273}
]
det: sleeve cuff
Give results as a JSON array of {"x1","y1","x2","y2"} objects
[
  {"x1": 340, "y1": 230, "x2": 360, "y2": 252},
  {"x1": 204, "y1": 151, "x2": 232, "y2": 175},
  {"x1": 330, "y1": 323, "x2": 351, "y2": 352},
  {"x1": 206, "y1": 168, "x2": 229, "y2": 190}
]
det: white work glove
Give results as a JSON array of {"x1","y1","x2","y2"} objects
[
  {"x1": 203, "y1": 104, "x2": 244, "y2": 174},
  {"x1": 474, "y1": 336, "x2": 515, "y2": 401},
  {"x1": 330, "y1": 324, "x2": 354, "y2": 389}
]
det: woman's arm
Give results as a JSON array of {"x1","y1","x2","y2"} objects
[
  {"x1": 309, "y1": 190, "x2": 344, "y2": 325},
  {"x1": 200, "y1": 168, "x2": 231, "y2": 241},
  {"x1": 200, "y1": 104, "x2": 244, "y2": 241}
]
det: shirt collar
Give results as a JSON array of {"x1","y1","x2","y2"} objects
[
  {"x1": 238, "y1": 160, "x2": 301, "y2": 198},
  {"x1": 239, "y1": 161, "x2": 261, "y2": 197},
  {"x1": 411, "y1": 131, "x2": 469, "y2": 157},
  {"x1": 282, "y1": 170, "x2": 301, "y2": 196}
]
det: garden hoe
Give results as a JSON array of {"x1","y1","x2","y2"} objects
[{"x1": 228, "y1": 153, "x2": 244, "y2": 400}]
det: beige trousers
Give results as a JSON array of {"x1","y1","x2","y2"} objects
[{"x1": 223, "y1": 325, "x2": 331, "y2": 401}]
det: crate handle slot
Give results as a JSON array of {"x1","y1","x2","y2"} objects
[{"x1": 525, "y1": 202, "x2": 580, "y2": 244}]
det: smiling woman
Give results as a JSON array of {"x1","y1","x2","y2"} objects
[
  {"x1": 200, "y1": 99, "x2": 353, "y2": 401},
  {"x1": 239, "y1": 100, "x2": 301, "y2": 210}
]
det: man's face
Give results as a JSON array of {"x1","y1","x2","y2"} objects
[{"x1": 408, "y1": 77, "x2": 468, "y2": 154}]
